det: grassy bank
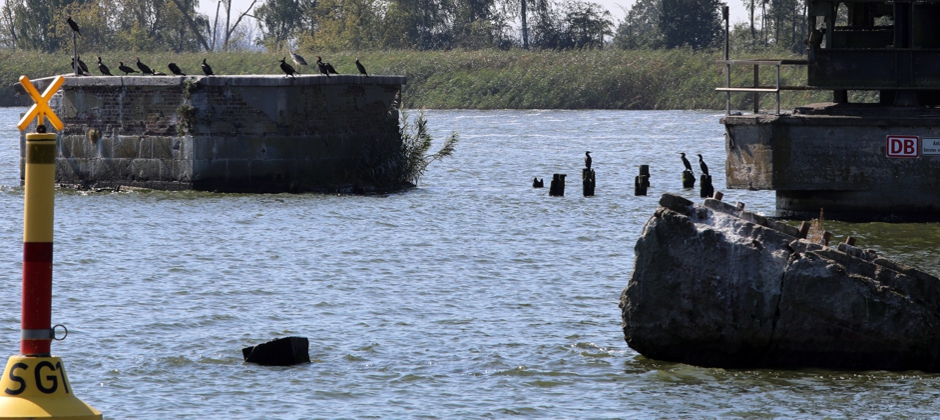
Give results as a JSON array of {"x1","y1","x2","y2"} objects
[{"x1": 0, "y1": 48, "x2": 830, "y2": 109}]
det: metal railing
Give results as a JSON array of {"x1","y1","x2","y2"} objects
[{"x1": 716, "y1": 59, "x2": 809, "y2": 115}]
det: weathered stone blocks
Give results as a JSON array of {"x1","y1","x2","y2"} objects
[{"x1": 22, "y1": 75, "x2": 405, "y2": 192}]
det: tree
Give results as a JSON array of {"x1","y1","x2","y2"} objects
[
  {"x1": 613, "y1": 0, "x2": 662, "y2": 49},
  {"x1": 562, "y1": 0, "x2": 611, "y2": 49},
  {"x1": 254, "y1": 0, "x2": 315, "y2": 49},
  {"x1": 659, "y1": 0, "x2": 721, "y2": 49}
]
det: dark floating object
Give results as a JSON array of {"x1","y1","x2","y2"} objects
[
  {"x1": 97, "y1": 56, "x2": 112, "y2": 76},
  {"x1": 242, "y1": 336, "x2": 310, "y2": 366},
  {"x1": 136, "y1": 57, "x2": 152, "y2": 75},
  {"x1": 584, "y1": 151, "x2": 592, "y2": 169},
  {"x1": 67, "y1": 15, "x2": 81, "y2": 36},
  {"x1": 635, "y1": 165, "x2": 650, "y2": 196},
  {"x1": 168, "y1": 62, "x2": 185, "y2": 76},
  {"x1": 549, "y1": 173, "x2": 566, "y2": 197},
  {"x1": 532, "y1": 177, "x2": 543, "y2": 188},
  {"x1": 201, "y1": 58, "x2": 214, "y2": 76},
  {"x1": 356, "y1": 58, "x2": 368, "y2": 77},
  {"x1": 117, "y1": 61, "x2": 138, "y2": 76},
  {"x1": 279, "y1": 57, "x2": 297, "y2": 78}
]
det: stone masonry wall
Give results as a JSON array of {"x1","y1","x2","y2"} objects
[{"x1": 23, "y1": 75, "x2": 406, "y2": 192}]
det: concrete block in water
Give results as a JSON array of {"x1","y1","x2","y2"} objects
[
  {"x1": 242, "y1": 337, "x2": 311, "y2": 366},
  {"x1": 621, "y1": 194, "x2": 940, "y2": 372}
]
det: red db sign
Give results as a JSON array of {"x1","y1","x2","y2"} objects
[{"x1": 886, "y1": 135, "x2": 920, "y2": 158}]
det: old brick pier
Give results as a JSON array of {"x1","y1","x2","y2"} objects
[{"x1": 20, "y1": 74, "x2": 406, "y2": 193}]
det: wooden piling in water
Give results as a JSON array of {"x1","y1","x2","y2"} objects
[
  {"x1": 635, "y1": 165, "x2": 650, "y2": 196},
  {"x1": 549, "y1": 174, "x2": 566, "y2": 197}
]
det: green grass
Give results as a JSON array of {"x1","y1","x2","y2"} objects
[{"x1": 0, "y1": 48, "x2": 832, "y2": 109}]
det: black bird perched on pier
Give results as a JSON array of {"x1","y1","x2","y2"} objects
[
  {"x1": 279, "y1": 57, "x2": 297, "y2": 78},
  {"x1": 71, "y1": 57, "x2": 88, "y2": 74},
  {"x1": 118, "y1": 61, "x2": 138, "y2": 76},
  {"x1": 66, "y1": 15, "x2": 81, "y2": 36},
  {"x1": 201, "y1": 58, "x2": 214, "y2": 76},
  {"x1": 318, "y1": 57, "x2": 338, "y2": 74},
  {"x1": 150, "y1": 68, "x2": 166, "y2": 76},
  {"x1": 355, "y1": 58, "x2": 368, "y2": 76},
  {"x1": 168, "y1": 63, "x2": 185, "y2": 76},
  {"x1": 680, "y1": 152, "x2": 693, "y2": 173},
  {"x1": 697, "y1": 154, "x2": 709, "y2": 176},
  {"x1": 316, "y1": 56, "x2": 331, "y2": 78},
  {"x1": 136, "y1": 57, "x2": 152, "y2": 75},
  {"x1": 584, "y1": 151, "x2": 592, "y2": 169},
  {"x1": 97, "y1": 57, "x2": 112, "y2": 76}
]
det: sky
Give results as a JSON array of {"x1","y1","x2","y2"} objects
[{"x1": 195, "y1": 0, "x2": 750, "y2": 36}]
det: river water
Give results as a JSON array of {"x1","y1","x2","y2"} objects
[{"x1": 1, "y1": 108, "x2": 939, "y2": 418}]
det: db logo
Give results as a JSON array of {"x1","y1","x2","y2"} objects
[{"x1": 886, "y1": 135, "x2": 919, "y2": 158}]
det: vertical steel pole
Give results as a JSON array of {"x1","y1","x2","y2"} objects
[
  {"x1": 21, "y1": 133, "x2": 56, "y2": 356},
  {"x1": 72, "y1": 32, "x2": 79, "y2": 76},
  {"x1": 753, "y1": 65, "x2": 760, "y2": 114},
  {"x1": 724, "y1": 4, "x2": 730, "y2": 115}
]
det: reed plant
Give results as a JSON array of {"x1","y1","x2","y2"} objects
[{"x1": 2, "y1": 48, "x2": 835, "y2": 109}]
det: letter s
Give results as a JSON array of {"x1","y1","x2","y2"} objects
[{"x1": 4, "y1": 362, "x2": 28, "y2": 395}]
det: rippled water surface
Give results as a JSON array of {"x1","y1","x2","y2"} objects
[{"x1": 1, "y1": 108, "x2": 940, "y2": 418}]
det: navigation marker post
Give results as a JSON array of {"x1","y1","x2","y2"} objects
[{"x1": 0, "y1": 75, "x2": 102, "y2": 419}]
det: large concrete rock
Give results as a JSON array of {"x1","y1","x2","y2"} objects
[{"x1": 620, "y1": 193, "x2": 940, "y2": 371}]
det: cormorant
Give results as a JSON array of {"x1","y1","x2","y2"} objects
[
  {"x1": 118, "y1": 61, "x2": 138, "y2": 76},
  {"x1": 316, "y1": 56, "x2": 330, "y2": 78},
  {"x1": 355, "y1": 58, "x2": 368, "y2": 77},
  {"x1": 151, "y1": 69, "x2": 166, "y2": 76},
  {"x1": 97, "y1": 57, "x2": 112, "y2": 76},
  {"x1": 168, "y1": 63, "x2": 185, "y2": 76},
  {"x1": 679, "y1": 152, "x2": 693, "y2": 173},
  {"x1": 136, "y1": 57, "x2": 152, "y2": 75},
  {"x1": 66, "y1": 15, "x2": 81, "y2": 36},
  {"x1": 288, "y1": 45, "x2": 307, "y2": 67},
  {"x1": 201, "y1": 58, "x2": 213, "y2": 76},
  {"x1": 585, "y1": 151, "x2": 592, "y2": 169},
  {"x1": 325, "y1": 61, "x2": 338, "y2": 74},
  {"x1": 70, "y1": 57, "x2": 88, "y2": 74},
  {"x1": 697, "y1": 154, "x2": 709, "y2": 176},
  {"x1": 279, "y1": 57, "x2": 297, "y2": 78}
]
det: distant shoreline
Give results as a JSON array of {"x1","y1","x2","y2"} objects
[{"x1": 0, "y1": 48, "x2": 826, "y2": 109}]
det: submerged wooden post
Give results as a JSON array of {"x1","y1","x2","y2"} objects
[
  {"x1": 532, "y1": 177, "x2": 543, "y2": 188},
  {"x1": 682, "y1": 170, "x2": 696, "y2": 188},
  {"x1": 635, "y1": 165, "x2": 650, "y2": 196},
  {"x1": 549, "y1": 173, "x2": 566, "y2": 197},
  {"x1": 582, "y1": 168, "x2": 595, "y2": 197},
  {"x1": 798, "y1": 221, "x2": 810, "y2": 239},
  {"x1": 700, "y1": 174, "x2": 714, "y2": 198}
]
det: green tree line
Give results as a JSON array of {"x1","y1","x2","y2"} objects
[{"x1": 0, "y1": 0, "x2": 809, "y2": 53}]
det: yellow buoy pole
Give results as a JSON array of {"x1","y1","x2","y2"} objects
[{"x1": 0, "y1": 75, "x2": 101, "y2": 419}]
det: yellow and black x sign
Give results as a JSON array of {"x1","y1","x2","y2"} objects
[{"x1": 16, "y1": 75, "x2": 64, "y2": 132}]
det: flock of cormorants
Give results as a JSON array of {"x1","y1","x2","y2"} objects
[{"x1": 66, "y1": 15, "x2": 369, "y2": 78}]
